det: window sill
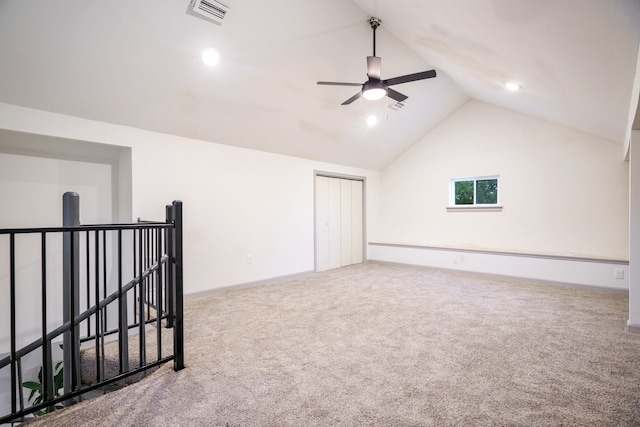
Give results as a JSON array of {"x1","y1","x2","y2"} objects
[{"x1": 447, "y1": 205, "x2": 503, "y2": 212}]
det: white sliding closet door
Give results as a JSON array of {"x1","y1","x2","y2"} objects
[
  {"x1": 350, "y1": 180, "x2": 364, "y2": 264},
  {"x1": 315, "y1": 176, "x2": 330, "y2": 272},
  {"x1": 340, "y1": 179, "x2": 353, "y2": 266},
  {"x1": 328, "y1": 177, "x2": 342, "y2": 269},
  {"x1": 315, "y1": 175, "x2": 364, "y2": 272}
]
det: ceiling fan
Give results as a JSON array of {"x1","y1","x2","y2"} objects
[{"x1": 317, "y1": 17, "x2": 437, "y2": 105}]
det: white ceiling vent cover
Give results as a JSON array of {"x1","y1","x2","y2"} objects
[{"x1": 189, "y1": 0, "x2": 230, "y2": 25}]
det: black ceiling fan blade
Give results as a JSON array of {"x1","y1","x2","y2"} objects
[
  {"x1": 317, "y1": 81, "x2": 362, "y2": 87},
  {"x1": 384, "y1": 70, "x2": 436, "y2": 87},
  {"x1": 342, "y1": 91, "x2": 363, "y2": 105},
  {"x1": 387, "y1": 88, "x2": 408, "y2": 103}
]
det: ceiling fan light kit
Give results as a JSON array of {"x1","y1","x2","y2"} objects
[
  {"x1": 362, "y1": 81, "x2": 387, "y2": 100},
  {"x1": 318, "y1": 17, "x2": 436, "y2": 106}
]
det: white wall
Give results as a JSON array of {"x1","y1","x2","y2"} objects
[
  {"x1": 376, "y1": 100, "x2": 629, "y2": 260},
  {"x1": 0, "y1": 102, "x2": 380, "y2": 296},
  {"x1": 0, "y1": 152, "x2": 114, "y2": 351},
  {"x1": 372, "y1": 100, "x2": 629, "y2": 289},
  {"x1": 0, "y1": 152, "x2": 113, "y2": 227}
]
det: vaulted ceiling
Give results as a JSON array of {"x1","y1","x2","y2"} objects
[{"x1": 0, "y1": 1, "x2": 638, "y2": 170}]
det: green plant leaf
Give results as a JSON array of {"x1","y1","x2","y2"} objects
[
  {"x1": 22, "y1": 381, "x2": 42, "y2": 392},
  {"x1": 23, "y1": 360, "x2": 65, "y2": 416},
  {"x1": 22, "y1": 381, "x2": 42, "y2": 390}
]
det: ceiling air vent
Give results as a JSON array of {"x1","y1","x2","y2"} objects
[
  {"x1": 388, "y1": 101, "x2": 405, "y2": 111},
  {"x1": 189, "y1": 0, "x2": 230, "y2": 25}
]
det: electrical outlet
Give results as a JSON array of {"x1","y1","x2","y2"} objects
[
  {"x1": 247, "y1": 255, "x2": 253, "y2": 265},
  {"x1": 614, "y1": 269, "x2": 624, "y2": 280}
]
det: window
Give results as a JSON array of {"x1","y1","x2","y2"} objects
[{"x1": 449, "y1": 176, "x2": 500, "y2": 207}]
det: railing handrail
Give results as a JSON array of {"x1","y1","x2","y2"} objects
[
  {"x1": 0, "y1": 199, "x2": 184, "y2": 425},
  {"x1": 0, "y1": 222, "x2": 172, "y2": 235}
]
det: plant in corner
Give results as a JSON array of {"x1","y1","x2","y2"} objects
[{"x1": 22, "y1": 360, "x2": 64, "y2": 416}]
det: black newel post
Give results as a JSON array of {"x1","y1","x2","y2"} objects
[{"x1": 62, "y1": 192, "x2": 80, "y2": 405}]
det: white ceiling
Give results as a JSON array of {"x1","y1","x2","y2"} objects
[{"x1": 0, "y1": 1, "x2": 638, "y2": 170}]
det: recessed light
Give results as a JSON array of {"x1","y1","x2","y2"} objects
[
  {"x1": 202, "y1": 48, "x2": 220, "y2": 66},
  {"x1": 366, "y1": 115, "x2": 378, "y2": 126},
  {"x1": 505, "y1": 82, "x2": 521, "y2": 91}
]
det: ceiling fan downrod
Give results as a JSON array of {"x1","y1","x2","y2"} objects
[{"x1": 369, "y1": 17, "x2": 382, "y2": 57}]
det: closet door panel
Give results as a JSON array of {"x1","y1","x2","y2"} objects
[
  {"x1": 351, "y1": 180, "x2": 364, "y2": 264},
  {"x1": 340, "y1": 179, "x2": 353, "y2": 266},
  {"x1": 315, "y1": 176, "x2": 330, "y2": 272},
  {"x1": 327, "y1": 177, "x2": 342, "y2": 270}
]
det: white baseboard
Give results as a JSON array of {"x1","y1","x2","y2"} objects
[
  {"x1": 185, "y1": 270, "x2": 316, "y2": 300},
  {"x1": 627, "y1": 322, "x2": 640, "y2": 334},
  {"x1": 368, "y1": 243, "x2": 629, "y2": 291}
]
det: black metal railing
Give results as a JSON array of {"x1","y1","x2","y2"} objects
[{"x1": 0, "y1": 198, "x2": 184, "y2": 424}]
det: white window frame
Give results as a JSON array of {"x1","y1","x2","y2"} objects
[{"x1": 448, "y1": 175, "x2": 502, "y2": 211}]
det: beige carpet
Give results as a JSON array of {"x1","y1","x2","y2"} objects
[{"x1": 25, "y1": 262, "x2": 640, "y2": 426}]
